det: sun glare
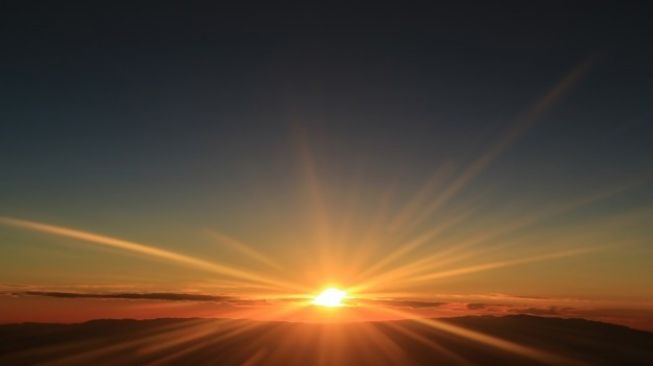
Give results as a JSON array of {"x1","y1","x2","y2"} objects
[{"x1": 312, "y1": 288, "x2": 347, "y2": 307}]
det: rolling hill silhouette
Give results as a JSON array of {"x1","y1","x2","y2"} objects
[{"x1": 0, "y1": 315, "x2": 651, "y2": 365}]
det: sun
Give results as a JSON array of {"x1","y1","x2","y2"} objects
[{"x1": 312, "y1": 288, "x2": 347, "y2": 307}]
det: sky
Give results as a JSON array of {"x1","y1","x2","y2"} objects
[{"x1": 1, "y1": 3, "x2": 652, "y2": 329}]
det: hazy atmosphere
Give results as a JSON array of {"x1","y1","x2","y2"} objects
[{"x1": 1, "y1": 2, "x2": 652, "y2": 365}]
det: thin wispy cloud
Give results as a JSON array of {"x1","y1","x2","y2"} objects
[{"x1": 13, "y1": 291, "x2": 263, "y2": 304}]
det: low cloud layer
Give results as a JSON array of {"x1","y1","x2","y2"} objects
[
  {"x1": 17, "y1": 291, "x2": 234, "y2": 302},
  {"x1": 364, "y1": 299, "x2": 447, "y2": 309},
  {"x1": 510, "y1": 306, "x2": 575, "y2": 316},
  {"x1": 6, "y1": 290, "x2": 653, "y2": 331}
]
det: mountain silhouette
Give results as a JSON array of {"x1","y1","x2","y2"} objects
[{"x1": 0, "y1": 315, "x2": 651, "y2": 365}]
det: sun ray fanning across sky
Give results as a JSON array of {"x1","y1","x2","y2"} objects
[
  {"x1": 0, "y1": 217, "x2": 306, "y2": 293},
  {"x1": 206, "y1": 229, "x2": 284, "y2": 271},
  {"x1": 1, "y1": 4, "x2": 653, "y2": 365}
]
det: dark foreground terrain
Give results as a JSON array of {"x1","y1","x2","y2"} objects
[{"x1": 0, "y1": 315, "x2": 651, "y2": 365}]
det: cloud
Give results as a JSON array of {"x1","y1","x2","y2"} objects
[
  {"x1": 466, "y1": 303, "x2": 487, "y2": 310},
  {"x1": 366, "y1": 299, "x2": 447, "y2": 309},
  {"x1": 510, "y1": 306, "x2": 574, "y2": 316},
  {"x1": 17, "y1": 291, "x2": 235, "y2": 302}
]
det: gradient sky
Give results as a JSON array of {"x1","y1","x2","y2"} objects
[{"x1": 1, "y1": 3, "x2": 652, "y2": 329}]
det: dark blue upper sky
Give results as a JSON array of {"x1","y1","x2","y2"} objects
[{"x1": 1, "y1": 2, "x2": 652, "y2": 234}]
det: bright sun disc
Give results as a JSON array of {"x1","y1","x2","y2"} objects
[{"x1": 313, "y1": 288, "x2": 347, "y2": 307}]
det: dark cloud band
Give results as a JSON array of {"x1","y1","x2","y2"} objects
[{"x1": 18, "y1": 291, "x2": 233, "y2": 302}]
